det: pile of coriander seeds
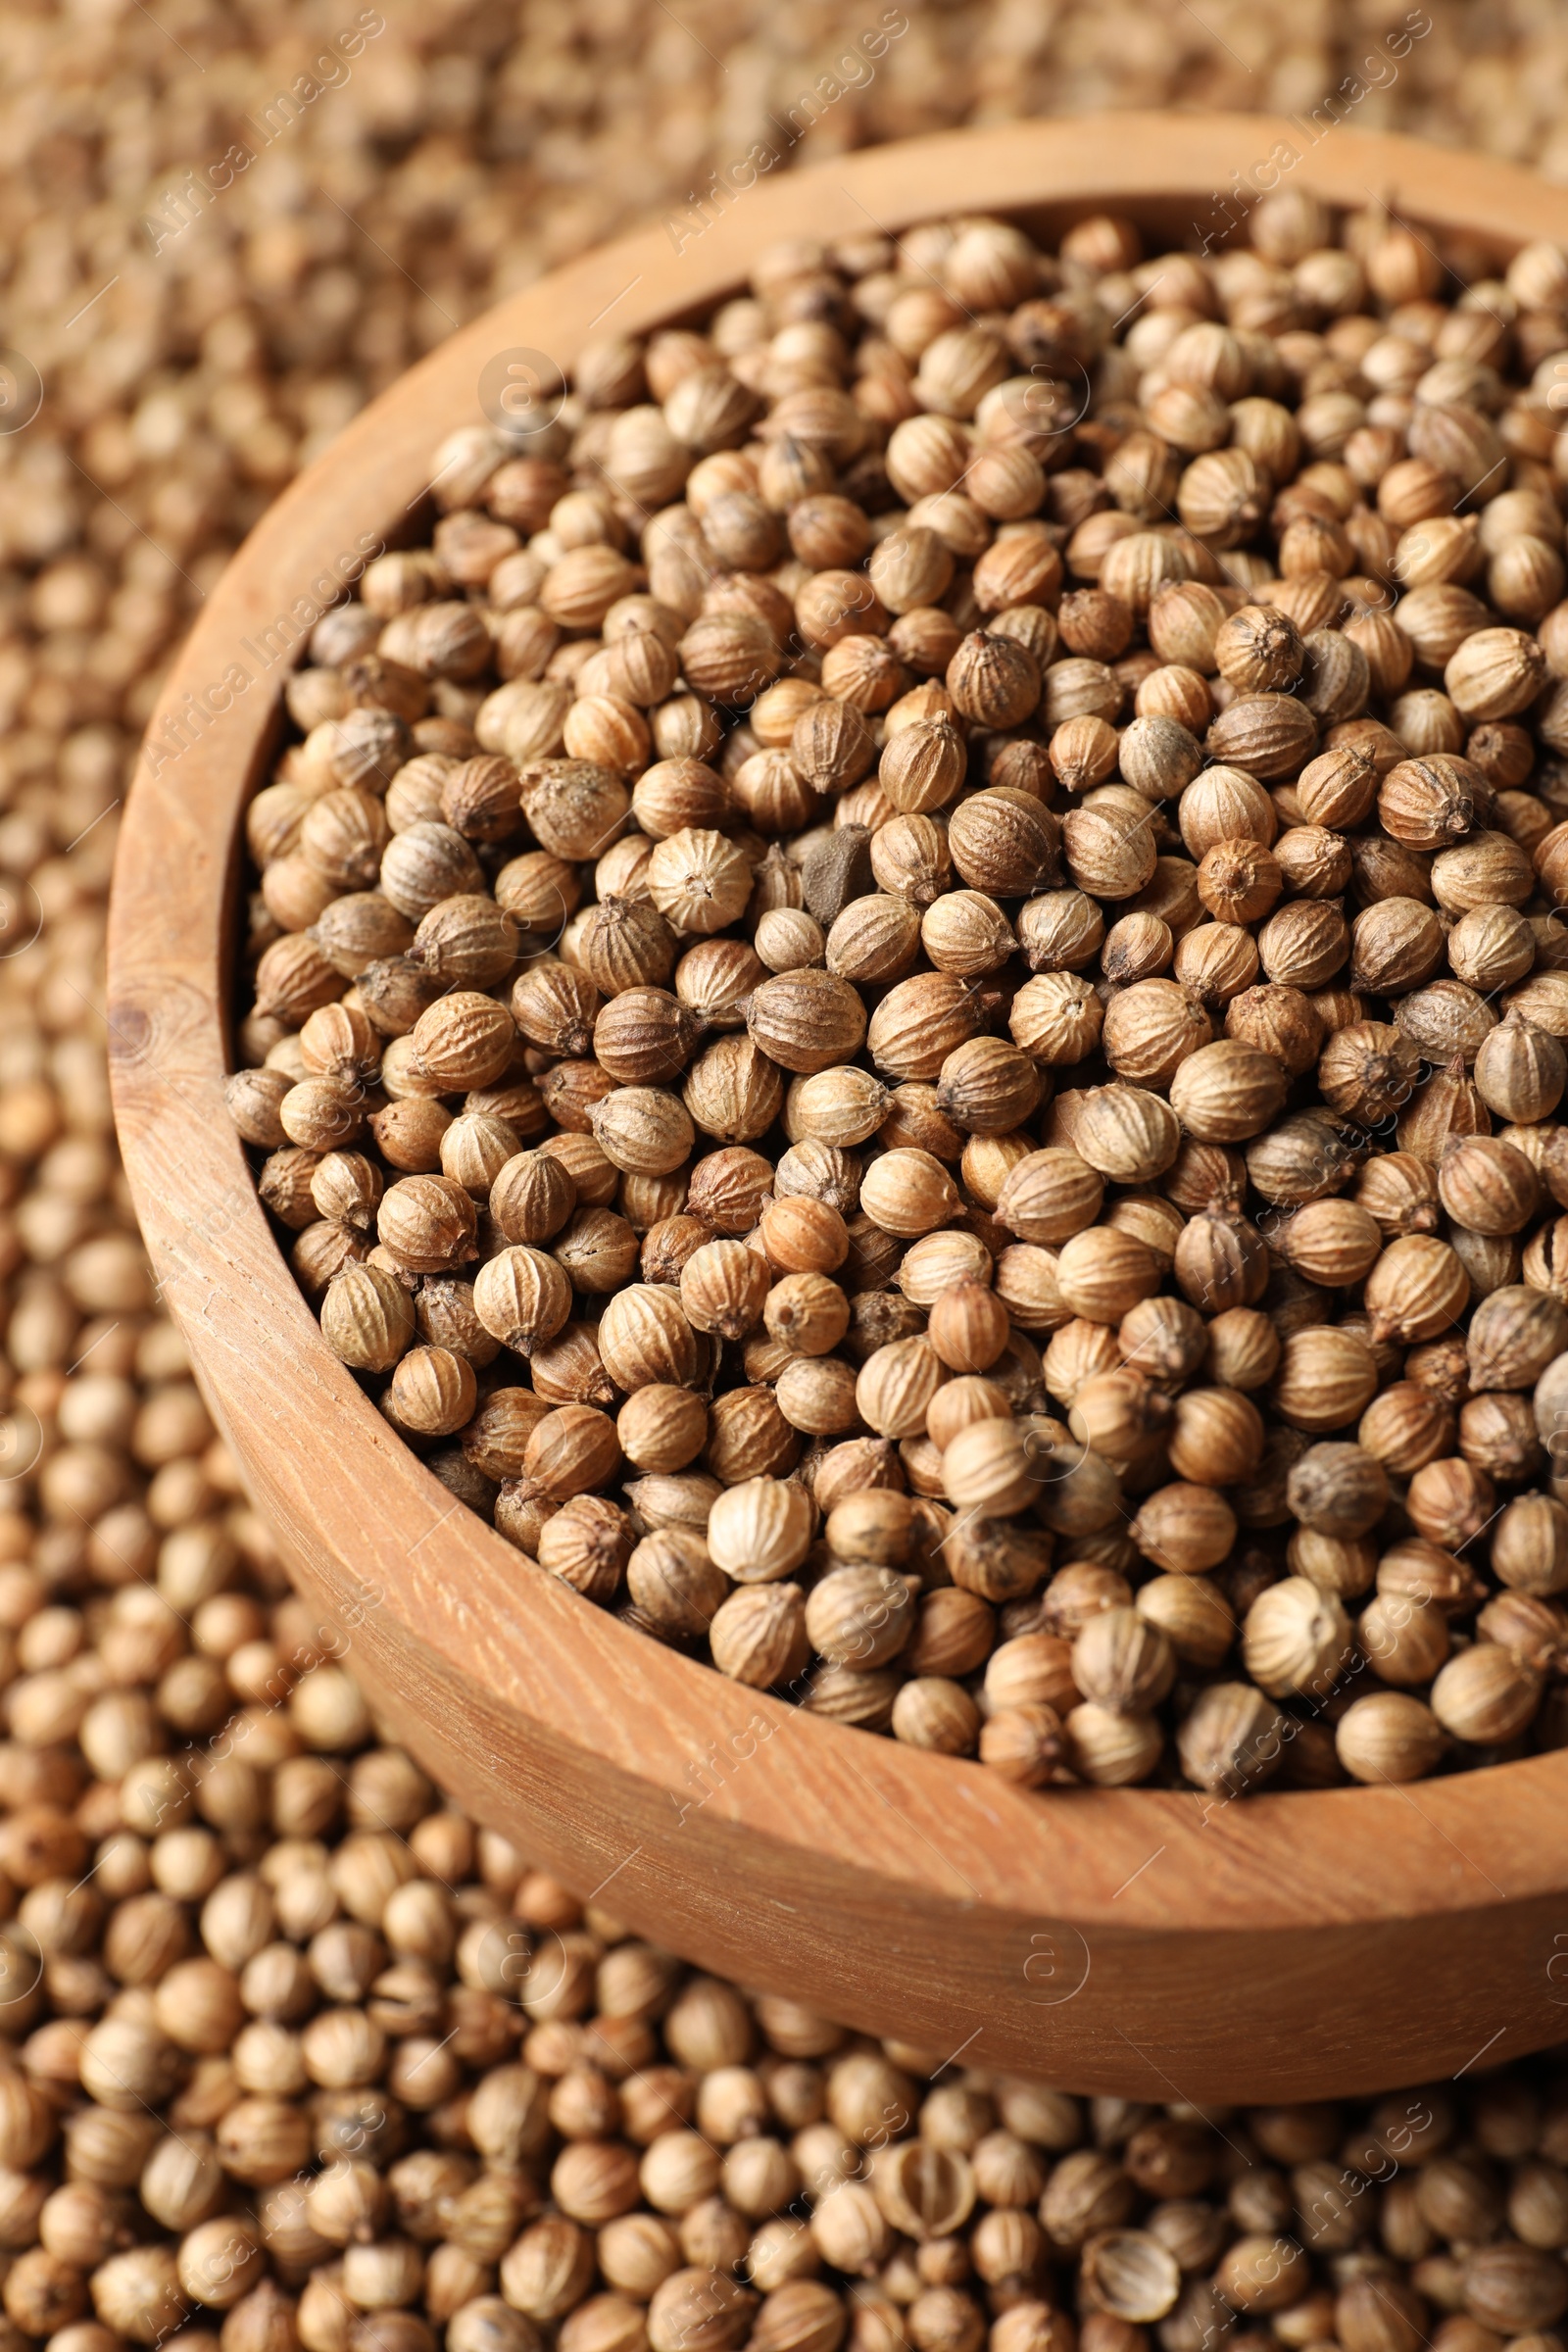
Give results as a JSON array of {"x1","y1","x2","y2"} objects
[
  {"x1": 7, "y1": 1588, "x2": 1568, "y2": 2352},
  {"x1": 231, "y1": 183, "x2": 1568, "y2": 1796}
]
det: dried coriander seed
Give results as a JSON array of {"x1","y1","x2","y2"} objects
[{"x1": 222, "y1": 192, "x2": 1568, "y2": 1799}]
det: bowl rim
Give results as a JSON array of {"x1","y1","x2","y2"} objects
[{"x1": 107, "y1": 110, "x2": 1568, "y2": 1994}]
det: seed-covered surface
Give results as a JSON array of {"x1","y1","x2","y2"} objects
[
  {"x1": 227, "y1": 190, "x2": 1568, "y2": 1793},
  {"x1": 13, "y1": 21, "x2": 1568, "y2": 2331},
  {"x1": 1, "y1": 1570, "x2": 1568, "y2": 2352}
]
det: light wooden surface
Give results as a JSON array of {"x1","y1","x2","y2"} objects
[{"x1": 109, "y1": 117, "x2": 1568, "y2": 2098}]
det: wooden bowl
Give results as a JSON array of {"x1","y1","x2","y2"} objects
[{"x1": 109, "y1": 114, "x2": 1568, "y2": 2101}]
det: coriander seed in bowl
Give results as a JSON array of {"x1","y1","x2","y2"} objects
[
  {"x1": 227, "y1": 175, "x2": 1568, "y2": 1798},
  {"x1": 113, "y1": 117, "x2": 1568, "y2": 2094}
]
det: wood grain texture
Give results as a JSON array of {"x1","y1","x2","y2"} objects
[{"x1": 108, "y1": 116, "x2": 1568, "y2": 2099}]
